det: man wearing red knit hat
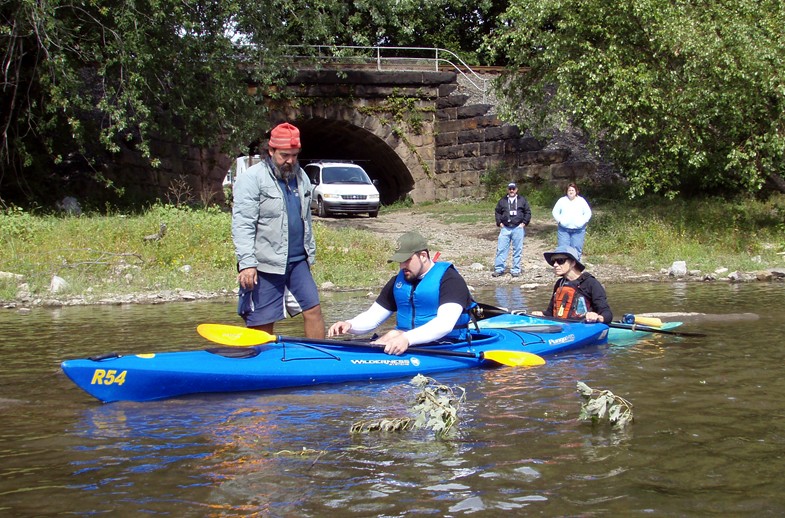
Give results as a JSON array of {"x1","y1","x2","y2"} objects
[{"x1": 232, "y1": 122, "x2": 325, "y2": 338}]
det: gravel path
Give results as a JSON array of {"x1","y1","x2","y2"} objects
[{"x1": 314, "y1": 205, "x2": 645, "y2": 291}]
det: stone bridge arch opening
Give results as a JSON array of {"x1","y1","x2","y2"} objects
[{"x1": 290, "y1": 118, "x2": 412, "y2": 205}]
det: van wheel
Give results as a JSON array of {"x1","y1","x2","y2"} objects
[
  {"x1": 317, "y1": 198, "x2": 328, "y2": 217},
  {"x1": 369, "y1": 210, "x2": 378, "y2": 218}
]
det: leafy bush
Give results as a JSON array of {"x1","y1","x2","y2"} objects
[{"x1": 488, "y1": 0, "x2": 785, "y2": 197}]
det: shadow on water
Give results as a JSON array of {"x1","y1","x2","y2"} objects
[{"x1": 1, "y1": 282, "x2": 785, "y2": 515}]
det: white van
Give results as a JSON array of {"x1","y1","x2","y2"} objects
[{"x1": 304, "y1": 161, "x2": 380, "y2": 218}]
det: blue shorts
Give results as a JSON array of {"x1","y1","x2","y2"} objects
[{"x1": 237, "y1": 260, "x2": 320, "y2": 327}]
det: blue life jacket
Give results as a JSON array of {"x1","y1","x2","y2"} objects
[{"x1": 392, "y1": 261, "x2": 472, "y2": 340}]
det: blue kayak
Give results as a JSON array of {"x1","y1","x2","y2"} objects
[
  {"x1": 476, "y1": 313, "x2": 683, "y2": 345},
  {"x1": 61, "y1": 324, "x2": 609, "y2": 403}
]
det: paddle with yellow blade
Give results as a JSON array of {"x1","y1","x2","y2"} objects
[
  {"x1": 621, "y1": 313, "x2": 664, "y2": 328},
  {"x1": 196, "y1": 323, "x2": 546, "y2": 367}
]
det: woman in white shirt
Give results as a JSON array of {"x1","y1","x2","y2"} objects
[{"x1": 551, "y1": 183, "x2": 592, "y2": 261}]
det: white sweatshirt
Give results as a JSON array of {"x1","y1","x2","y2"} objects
[{"x1": 552, "y1": 195, "x2": 592, "y2": 229}]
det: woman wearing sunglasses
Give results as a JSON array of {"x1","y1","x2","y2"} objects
[{"x1": 531, "y1": 245, "x2": 613, "y2": 324}]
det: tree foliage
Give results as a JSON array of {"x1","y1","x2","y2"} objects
[
  {"x1": 486, "y1": 0, "x2": 785, "y2": 197},
  {"x1": 1, "y1": 0, "x2": 505, "y2": 206},
  {"x1": 10, "y1": 0, "x2": 785, "y2": 206},
  {"x1": 2, "y1": 1, "x2": 240, "y2": 199},
  {"x1": 0, "y1": 0, "x2": 347, "y2": 204},
  {"x1": 335, "y1": 0, "x2": 507, "y2": 64}
]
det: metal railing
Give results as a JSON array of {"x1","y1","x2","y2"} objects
[{"x1": 283, "y1": 45, "x2": 490, "y2": 103}]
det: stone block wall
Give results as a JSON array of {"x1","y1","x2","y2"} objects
[
  {"x1": 434, "y1": 84, "x2": 596, "y2": 198},
  {"x1": 103, "y1": 139, "x2": 231, "y2": 207}
]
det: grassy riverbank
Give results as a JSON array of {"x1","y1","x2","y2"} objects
[
  {"x1": 586, "y1": 192, "x2": 785, "y2": 273},
  {"x1": 383, "y1": 189, "x2": 785, "y2": 277},
  {"x1": 0, "y1": 203, "x2": 399, "y2": 302},
  {"x1": 1, "y1": 191, "x2": 784, "y2": 304}
]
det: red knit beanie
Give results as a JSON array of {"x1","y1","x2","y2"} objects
[{"x1": 269, "y1": 122, "x2": 301, "y2": 149}]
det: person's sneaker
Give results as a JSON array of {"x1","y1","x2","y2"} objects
[
  {"x1": 511, "y1": 272, "x2": 520, "y2": 277},
  {"x1": 491, "y1": 271, "x2": 504, "y2": 277}
]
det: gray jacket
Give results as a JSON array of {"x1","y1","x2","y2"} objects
[{"x1": 232, "y1": 158, "x2": 316, "y2": 274}]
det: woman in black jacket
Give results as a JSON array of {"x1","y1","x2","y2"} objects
[{"x1": 532, "y1": 245, "x2": 613, "y2": 323}]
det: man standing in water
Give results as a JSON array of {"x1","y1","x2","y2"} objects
[{"x1": 232, "y1": 122, "x2": 325, "y2": 338}]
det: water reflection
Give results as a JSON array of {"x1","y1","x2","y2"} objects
[{"x1": 492, "y1": 285, "x2": 531, "y2": 312}]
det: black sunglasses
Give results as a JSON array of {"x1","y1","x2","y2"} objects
[{"x1": 551, "y1": 257, "x2": 570, "y2": 265}]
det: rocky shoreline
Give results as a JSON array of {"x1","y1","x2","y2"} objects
[{"x1": 3, "y1": 262, "x2": 783, "y2": 311}]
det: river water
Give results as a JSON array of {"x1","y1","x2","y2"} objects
[{"x1": 1, "y1": 281, "x2": 784, "y2": 516}]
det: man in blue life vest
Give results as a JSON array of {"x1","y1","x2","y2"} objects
[
  {"x1": 328, "y1": 231, "x2": 475, "y2": 355},
  {"x1": 531, "y1": 245, "x2": 613, "y2": 323}
]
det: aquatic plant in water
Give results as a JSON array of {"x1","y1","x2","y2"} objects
[
  {"x1": 576, "y1": 381, "x2": 633, "y2": 430},
  {"x1": 351, "y1": 375, "x2": 466, "y2": 439}
]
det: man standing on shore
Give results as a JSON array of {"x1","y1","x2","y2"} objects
[
  {"x1": 492, "y1": 182, "x2": 531, "y2": 278},
  {"x1": 232, "y1": 122, "x2": 325, "y2": 338}
]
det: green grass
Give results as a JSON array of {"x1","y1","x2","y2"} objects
[
  {"x1": 1, "y1": 193, "x2": 783, "y2": 303},
  {"x1": 586, "y1": 194, "x2": 785, "y2": 272},
  {"x1": 0, "y1": 204, "x2": 238, "y2": 301},
  {"x1": 0, "y1": 203, "x2": 397, "y2": 302},
  {"x1": 313, "y1": 222, "x2": 397, "y2": 289}
]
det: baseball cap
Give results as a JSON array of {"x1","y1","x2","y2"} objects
[{"x1": 388, "y1": 231, "x2": 430, "y2": 263}]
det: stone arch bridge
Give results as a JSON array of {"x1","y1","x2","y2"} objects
[
  {"x1": 257, "y1": 67, "x2": 593, "y2": 204},
  {"x1": 110, "y1": 61, "x2": 595, "y2": 206}
]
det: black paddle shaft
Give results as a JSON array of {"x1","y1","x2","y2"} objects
[
  {"x1": 278, "y1": 335, "x2": 479, "y2": 358},
  {"x1": 476, "y1": 302, "x2": 706, "y2": 337}
]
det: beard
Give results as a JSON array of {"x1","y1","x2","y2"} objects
[{"x1": 273, "y1": 160, "x2": 296, "y2": 182}]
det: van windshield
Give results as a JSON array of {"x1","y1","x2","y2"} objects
[{"x1": 322, "y1": 167, "x2": 371, "y2": 184}]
